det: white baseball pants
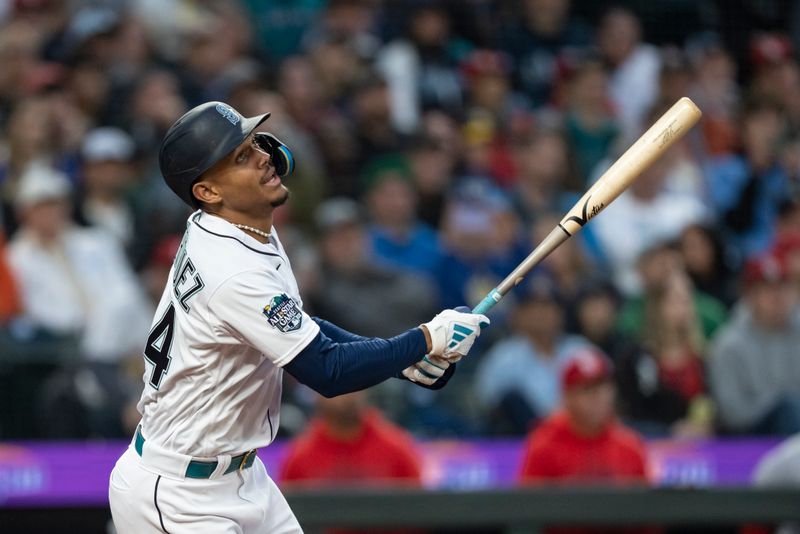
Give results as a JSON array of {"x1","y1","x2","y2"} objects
[{"x1": 109, "y1": 445, "x2": 302, "y2": 533}]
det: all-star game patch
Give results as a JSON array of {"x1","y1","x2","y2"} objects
[{"x1": 263, "y1": 294, "x2": 302, "y2": 332}]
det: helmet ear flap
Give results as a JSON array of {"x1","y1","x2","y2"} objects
[{"x1": 254, "y1": 133, "x2": 295, "y2": 177}]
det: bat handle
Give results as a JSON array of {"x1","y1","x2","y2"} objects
[{"x1": 472, "y1": 288, "x2": 504, "y2": 315}]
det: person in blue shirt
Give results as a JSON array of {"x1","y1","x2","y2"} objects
[
  {"x1": 362, "y1": 154, "x2": 444, "y2": 281},
  {"x1": 706, "y1": 97, "x2": 790, "y2": 260},
  {"x1": 475, "y1": 276, "x2": 591, "y2": 435}
]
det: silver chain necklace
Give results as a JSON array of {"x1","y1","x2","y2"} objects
[{"x1": 232, "y1": 223, "x2": 271, "y2": 240}]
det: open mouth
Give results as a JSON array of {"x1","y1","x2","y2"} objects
[{"x1": 261, "y1": 168, "x2": 280, "y2": 186}]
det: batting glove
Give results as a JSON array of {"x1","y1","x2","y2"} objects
[
  {"x1": 421, "y1": 307, "x2": 489, "y2": 361},
  {"x1": 402, "y1": 355, "x2": 453, "y2": 387}
]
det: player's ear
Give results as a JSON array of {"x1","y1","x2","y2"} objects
[{"x1": 192, "y1": 179, "x2": 222, "y2": 208}]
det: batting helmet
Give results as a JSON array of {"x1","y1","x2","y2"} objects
[{"x1": 159, "y1": 101, "x2": 294, "y2": 207}]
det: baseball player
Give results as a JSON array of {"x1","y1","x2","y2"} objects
[{"x1": 108, "y1": 101, "x2": 488, "y2": 533}]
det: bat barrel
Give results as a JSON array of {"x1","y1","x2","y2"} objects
[
  {"x1": 559, "y1": 97, "x2": 702, "y2": 236},
  {"x1": 470, "y1": 97, "x2": 702, "y2": 315}
]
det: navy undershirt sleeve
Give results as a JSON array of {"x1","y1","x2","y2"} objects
[
  {"x1": 306, "y1": 317, "x2": 456, "y2": 392},
  {"x1": 284, "y1": 327, "x2": 428, "y2": 398},
  {"x1": 311, "y1": 317, "x2": 370, "y2": 343}
]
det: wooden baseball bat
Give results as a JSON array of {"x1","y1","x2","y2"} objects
[{"x1": 472, "y1": 96, "x2": 702, "y2": 315}]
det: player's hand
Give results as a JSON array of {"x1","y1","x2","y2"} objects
[
  {"x1": 420, "y1": 306, "x2": 489, "y2": 361},
  {"x1": 401, "y1": 355, "x2": 452, "y2": 388}
]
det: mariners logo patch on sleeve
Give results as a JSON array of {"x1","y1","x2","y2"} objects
[{"x1": 263, "y1": 294, "x2": 302, "y2": 332}]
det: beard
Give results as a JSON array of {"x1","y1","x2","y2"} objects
[{"x1": 270, "y1": 186, "x2": 290, "y2": 208}]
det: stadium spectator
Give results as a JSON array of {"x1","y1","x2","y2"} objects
[
  {"x1": 770, "y1": 199, "x2": 800, "y2": 288},
  {"x1": 302, "y1": 0, "x2": 381, "y2": 60},
  {"x1": 407, "y1": 134, "x2": 456, "y2": 228},
  {"x1": 616, "y1": 271, "x2": 714, "y2": 438},
  {"x1": 435, "y1": 178, "x2": 525, "y2": 310},
  {"x1": 687, "y1": 33, "x2": 739, "y2": 157},
  {"x1": 124, "y1": 69, "x2": 188, "y2": 155},
  {"x1": 519, "y1": 347, "x2": 648, "y2": 483},
  {"x1": 749, "y1": 34, "x2": 799, "y2": 129},
  {"x1": 461, "y1": 49, "x2": 527, "y2": 132},
  {"x1": 280, "y1": 390, "x2": 422, "y2": 486},
  {"x1": 592, "y1": 138, "x2": 709, "y2": 296},
  {"x1": 748, "y1": 432, "x2": 800, "y2": 534},
  {"x1": 459, "y1": 48, "x2": 527, "y2": 188},
  {"x1": 709, "y1": 255, "x2": 800, "y2": 435},
  {"x1": 617, "y1": 242, "x2": 728, "y2": 341},
  {"x1": 754, "y1": 432, "x2": 800, "y2": 487},
  {"x1": 7, "y1": 163, "x2": 152, "y2": 436},
  {"x1": 513, "y1": 130, "x2": 578, "y2": 221},
  {"x1": 281, "y1": 390, "x2": 422, "y2": 533},
  {"x1": 597, "y1": 7, "x2": 661, "y2": 144},
  {"x1": 349, "y1": 75, "x2": 408, "y2": 193},
  {"x1": 500, "y1": 0, "x2": 591, "y2": 107},
  {"x1": 74, "y1": 128, "x2": 141, "y2": 253},
  {"x1": 307, "y1": 30, "x2": 367, "y2": 108},
  {"x1": 237, "y1": 0, "x2": 326, "y2": 60},
  {"x1": 774, "y1": 198, "x2": 800, "y2": 239},
  {"x1": 362, "y1": 154, "x2": 442, "y2": 281},
  {"x1": 8, "y1": 163, "x2": 151, "y2": 357},
  {"x1": 0, "y1": 230, "x2": 21, "y2": 323},
  {"x1": 175, "y1": 3, "x2": 255, "y2": 106},
  {"x1": 562, "y1": 58, "x2": 620, "y2": 184},
  {"x1": 571, "y1": 280, "x2": 627, "y2": 361},
  {"x1": 1, "y1": 96, "x2": 62, "y2": 232},
  {"x1": 518, "y1": 348, "x2": 651, "y2": 534},
  {"x1": 475, "y1": 277, "x2": 590, "y2": 434},
  {"x1": 706, "y1": 97, "x2": 790, "y2": 260},
  {"x1": 657, "y1": 48, "x2": 693, "y2": 113},
  {"x1": 377, "y1": 1, "x2": 469, "y2": 133},
  {"x1": 679, "y1": 223, "x2": 738, "y2": 308},
  {"x1": 310, "y1": 196, "x2": 436, "y2": 338},
  {"x1": 460, "y1": 106, "x2": 517, "y2": 186}
]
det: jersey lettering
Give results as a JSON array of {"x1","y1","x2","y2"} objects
[
  {"x1": 172, "y1": 233, "x2": 204, "y2": 312},
  {"x1": 144, "y1": 304, "x2": 176, "y2": 389}
]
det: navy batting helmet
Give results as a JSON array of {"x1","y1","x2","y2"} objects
[{"x1": 159, "y1": 101, "x2": 294, "y2": 207}]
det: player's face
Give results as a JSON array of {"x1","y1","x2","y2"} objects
[{"x1": 200, "y1": 134, "x2": 289, "y2": 215}]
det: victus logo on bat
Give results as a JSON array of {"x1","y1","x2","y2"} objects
[
  {"x1": 560, "y1": 194, "x2": 605, "y2": 235},
  {"x1": 263, "y1": 294, "x2": 302, "y2": 332}
]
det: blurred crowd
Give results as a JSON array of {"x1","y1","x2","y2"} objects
[{"x1": 1, "y1": 0, "x2": 800, "y2": 462}]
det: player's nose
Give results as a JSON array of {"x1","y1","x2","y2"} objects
[{"x1": 256, "y1": 148, "x2": 271, "y2": 169}]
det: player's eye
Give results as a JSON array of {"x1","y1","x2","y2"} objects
[{"x1": 236, "y1": 148, "x2": 249, "y2": 164}]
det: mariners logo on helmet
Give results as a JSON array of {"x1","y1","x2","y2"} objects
[
  {"x1": 215, "y1": 103, "x2": 241, "y2": 125},
  {"x1": 262, "y1": 294, "x2": 302, "y2": 332}
]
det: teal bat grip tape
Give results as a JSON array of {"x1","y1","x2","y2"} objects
[{"x1": 472, "y1": 289, "x2": 502, "y2": 315}]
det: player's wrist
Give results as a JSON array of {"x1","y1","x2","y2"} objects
[{"x1": 419, "y1": 325, "x2": 432, "y2": 353}]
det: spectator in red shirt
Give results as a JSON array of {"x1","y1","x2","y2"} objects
[
  {"x1": 0, "y1": 231, "x2": 21, "y2": 323},
  {"x1": 280, "y1": 391, "x2": 422, "y2": 534},
  {"x1": 520, "y1": 348, "x2": 651, "y2": 534},
  {"x1": 520, "y1": 347, "x2": 648, "y2": 484},
  {"x1": 280, "y1": 390, "x2": 422, "y2": 487}
]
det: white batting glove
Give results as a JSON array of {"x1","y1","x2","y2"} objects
[
  {"x1": 421, "y1": 308, "x2": 489, "y2": 361},
  {"x1": 402, "y1": 355, "x2": 450, "y2": 386}
]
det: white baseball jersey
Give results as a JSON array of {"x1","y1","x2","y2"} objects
[{"x1": 137, "y1": 210, "x2": 319, "y2": 457}]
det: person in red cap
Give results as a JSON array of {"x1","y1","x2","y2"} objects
[
  {"x1": 280, "y1": 390, "x2": 421, "y2": 534},
  {"x1": 709, "y1": 254, "x2": 800, "y2": 435},
  {"x1": 519, "y1": 347, "x2": 648, "y2": 485},
  {"x1": 280, "y1": 390, "x2": 421, "y2": 487},
  {"x1": 519, "y1": 348, "x2": 650, "y2": 533}
]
